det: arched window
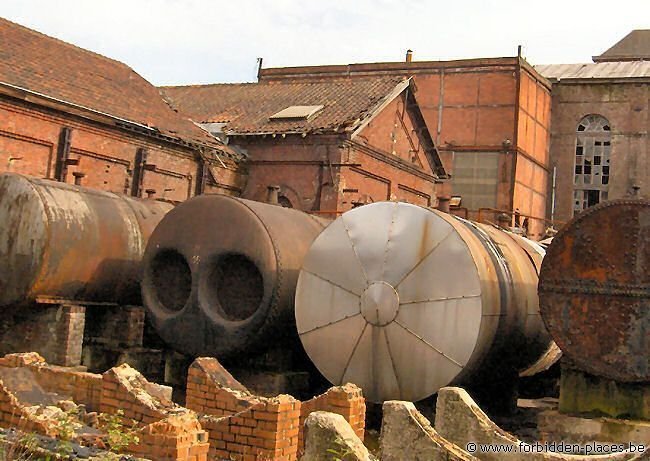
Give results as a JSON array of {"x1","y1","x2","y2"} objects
[{"x1": 573, "y1": 115, "x2": 611, "y2": 213}]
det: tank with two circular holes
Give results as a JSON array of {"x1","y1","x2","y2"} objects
[{"x1": 141, "y1": 194, "x2": 329, "y2": 359}]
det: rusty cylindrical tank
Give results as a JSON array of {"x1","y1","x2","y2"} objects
[
  {"x1": 295, "y1": 201, "x2": 556, "y2": 402},
  {"x1": 0, "y1": 173, "x2": 173, "y2": 307},
  {"x1": 539, "y1": 200, "x2": 650, "y2": 382},
  {"x1": 141, "y1": 194, "x2": 329, "y2": 358}
]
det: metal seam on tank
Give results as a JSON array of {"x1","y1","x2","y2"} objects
[
  {"x1": 382, "y1": 324, "x2": 404, "y2": 400},
  {"x1": 455, "y1": 217, "x2": 512, "y2": 317},
  {"x1": 403, "y1": 208, "x2": 487, "y2": 373},
  {"x1": 339, "y1": 321, "x2": 369, "y2": 383},
  {"x1": 340, "y1": 212, "x2": 370, "y2": 284},
  {"x1": 379, "y1": 202, "x2": 399, "y2": 282},
  {"x1": 505, "y1": 232, "x2": 541, "y2": 277},
  {"x1": 392, "y1": 320, "x2": 464, "y2": 368}
]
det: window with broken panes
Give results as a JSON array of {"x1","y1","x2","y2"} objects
[{"x1": 573, "y1": 115, "x2": 611, "y2": 213}]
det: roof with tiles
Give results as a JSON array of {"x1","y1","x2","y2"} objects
[
  {"x1": 0, "y1": 17, "x2": 231, "y2": 153},
  {"x1": 160, "y1": 76, "x2": 410, "y2": 135}
]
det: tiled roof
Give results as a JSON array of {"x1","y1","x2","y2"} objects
[
  {"x1": 0, "y1": 17, "x2": 227, "y2": 151},
  {"x1": 160, "y1": 77, "x2": 410, "y2": 135},
  {"x1": 594, "y1": 30, "x2": 650, "y2": 62},
  {"x1": 535, "y1": 61, "x2": 650, "y2": 80}
]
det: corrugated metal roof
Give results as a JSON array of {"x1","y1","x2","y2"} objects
[{"x1": 535, "y1": 61, "x2": 650, "y2": 80}]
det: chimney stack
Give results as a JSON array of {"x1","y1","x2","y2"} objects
[{"x1": 405, "y1": 49, "x2": 413, "y2": 63}]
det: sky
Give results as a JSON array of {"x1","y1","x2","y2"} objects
[{"x1": 1, "y1": 0, "x2": 649, "y2": 86}]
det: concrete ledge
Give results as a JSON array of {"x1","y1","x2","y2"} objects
[
  {"x1": 435, "y1": 387, "x2": 649, "y2": 461},
  {"x1": 380, "y1": 400, "x2": 478, "y2": 461},
  {"x1": 302, "y1": 411, "x2": 370, "y2": 461}
]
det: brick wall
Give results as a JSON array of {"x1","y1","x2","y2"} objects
[
  {"x1": 0, "y1": 304, "x2": 86, "y2": 367},
  {"x1": 186, "y1": 358, "x2": 366, "y2": 460},
  {"x1": 186, "y1": 362, "x2": 260, "y2": 417},
  {"x1": 0, "y1": 352, "x2": 102, "y2": 411},
  {"x1": 298, "y1": 384, "x2": 365, "y2": 450},
  {"x1": 129, "y1": 413, "x2": 210, "y2": 461},
  {"x1": 200, "y1": 395, "x2": 300, "y2": 461},
  {"x1": 0, "y1": 98, "x2": 245, "y2": 201},
  {"x1": 100, "y1": 363, "x2": 176, "y2": 426},
  {"x1": 0, "y1": 380, "x2": 52, "y2": 436}
]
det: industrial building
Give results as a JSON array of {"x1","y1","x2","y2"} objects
[
  {"x1": 0, "y1": 17, "x2": 246, "y2": 202},
  {"x1": 536, "y1": 30, "x2": 650, "y2": 224},
  {"x1": 161, "y1": 77, "x2": 447, "y2": 214},
  {"x1": 0, "y1": 15, "x2": 648, "y2": 461},
  {"x1": 257, "y1": 55, "x2": 552, "y2": 239}
]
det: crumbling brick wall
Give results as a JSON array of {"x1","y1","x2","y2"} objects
[
  {"x1": 186, "y1": 357, "x2": 367, "y2": 460},
  {"x1": 0, "y1": 380, "x2": 52, "y2": 436},
  {"x1": 100, "y1": 363, "x2": 177, "y2": 426},
  {"x1": 298, "y1": 384, "x2": 366, "y2": 450},
  {"x1": 129, "y1": 413, "x2": 210, "y2": 461},
  {"x1": 186, "y1": 357, "x2": 259, "y2": 417},
  {"x1": 200, "y1": 394, "x2": 300, "y2": 461},
  {"x1": 0, "y1": 352, "x2": 102, "y2": 411}
]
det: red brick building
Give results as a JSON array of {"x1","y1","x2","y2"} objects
[
  {"x1": 161, "y1": 77, "x2": 447, "y2": 213},
  {"x1": 0, "y1": 18, "x2": 245, "y2": 201},
  {"x1": 257, "y1": 56, "x2": 552, "y2": 238}
]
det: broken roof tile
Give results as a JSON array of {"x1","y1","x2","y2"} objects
[{"x1": 160, "y1": 77, "x2": 409, "y2": 136}]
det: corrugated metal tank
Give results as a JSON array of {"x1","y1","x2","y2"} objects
[
  {"x1": 0, "y1": 173, "x2": 173, "y2": 307},
  {"x1": 295, "y1": 201, "x2": 556, "y2": 403},
  {"x1": 141, "y1": 194, "x2": 329, "y2": 358}
]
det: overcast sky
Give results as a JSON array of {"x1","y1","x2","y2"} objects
[{"x1": 2, "y1": 0, "x2": 649, "y2": 86}]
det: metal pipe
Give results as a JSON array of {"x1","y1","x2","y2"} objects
[{"x1": 294, "y1": 201, "x2": 555, "y2": 403}]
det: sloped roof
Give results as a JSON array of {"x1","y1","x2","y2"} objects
[
  {"x1": 160, "y1": 77, "x2": 410, "y2": 135},
  {"x1": 594, "y1": 30, "x2": 650, "y2": 62},
  {"x1": 535, "y1": 61, "x2": 650, "y2": 80},
  {"x1": 0, "y1": 17, "x2": 229, "y2": 152}
]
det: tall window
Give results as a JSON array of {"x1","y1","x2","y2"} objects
[{"x1": 573, "y1": 115, "x2": 611, "y2": 213}]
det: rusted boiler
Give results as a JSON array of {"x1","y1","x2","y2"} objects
[
  {"x1": 538, "y1": 200, "x2": 650, "y2": 383},
  {"x1": 294, "y1": 201, "x2": 555, "y2": 403},
  {"x1": 0, "y1": 173, "x2": 173, "y2": 307},
  {"x1": 141, "y1": 194, "x2": 329, "y2": 358}
]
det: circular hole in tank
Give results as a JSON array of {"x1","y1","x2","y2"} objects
[
  {"x1": 150, "y1": 249, "x2": 192, "y2": 312},
  {"x1": 205, "y1": 253, "x2": 264, "y2": 321}
]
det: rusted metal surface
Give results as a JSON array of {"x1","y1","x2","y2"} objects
[
  {"x1": 141, "y1": 194, "x2": 329, "y2": 359},
  {"x1": 538, "y1": 199, "x2": 650, "y2": 382},
  {"x1": 0, "y1": 173, "x2": 173, "y2": 307},
  {"x1": 295, "y1": 201, "x2": 555, "y2": 402}
]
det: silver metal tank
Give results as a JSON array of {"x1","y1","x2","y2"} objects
[
  {"x1": 295, "y1": 201, "x2": 556, "y2": 403},
  {"x1": 0, "y1": 173, "x2": 173, "y2": 307},
  {"x1": 141, "y1": 194, "x2": 329, "y2": 358}
]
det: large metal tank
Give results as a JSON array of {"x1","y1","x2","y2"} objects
[
  {"x1": 539, "y1": 199, "x2": 650, "y2": 382},
  {"x1": 295, "y1": 201, "x2": 555, "y2": 402},
  {"x1": 141, "y1": 194, "x2": 329, "y2": 358},
  {"x1": 0, "y1": 173, "x2": 173, "y2": 307}
]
